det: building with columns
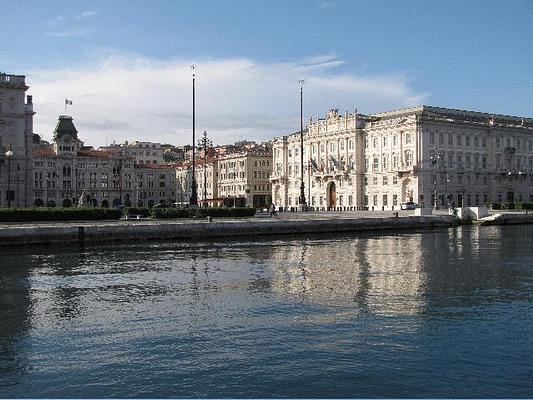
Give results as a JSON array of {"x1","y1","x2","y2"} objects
[
  {"x1": 0, "y1": 73, "x2": 35, "y2": 208},
  {"x1": 271, "y1": 106, "x2": 533, "y2": 211}
]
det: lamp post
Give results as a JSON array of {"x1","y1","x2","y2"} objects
[
  {"x1": 5, "y1": 147, "x2": 13, "y2": 208},
  {"x1": 429, "y1": 147, "x2": 441, "y2": 209},
  {"x1": 298, "y1": 79, "x2": 306, "y2": 210},
  {"x1": 198, "y1": 130, "x2": 212, "y2": 207},
  {"x1": 190, "y1": 65, "x2": 198, "y2": 206}
]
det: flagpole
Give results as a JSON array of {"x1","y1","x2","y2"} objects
[
  {"x1": 298, "y1": 79, "x2": 306, "y2": 211},
  {"x1": 190, "y1": 65, "x2": 198, "y2": 206}
]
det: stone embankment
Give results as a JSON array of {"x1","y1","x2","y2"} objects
[
  {"x1": 0, "y1": 215, "x2": 454, "y2": 247},
  {"x1": 1, "y1": 212, "x2": 531, "y2": 247}
]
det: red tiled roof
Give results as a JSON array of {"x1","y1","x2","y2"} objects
[
  {"x1": 134, "y1": 163, "x2": 180, "y2": 170},
  {"x1": 78, "y1": 149, "x2": 113, "y2": 158},
  {"x1": 32, "y1": 147, "x2": 55, "y2": 157}
]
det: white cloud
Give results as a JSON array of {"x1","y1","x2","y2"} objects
[
  {"x1": 318, "y1": 1, "x2": 337, "y2": 9},
  {"x1": 27, "y1": 53, "x2": 429, "y2": 147},
  {"x1": 47, "y1": 15, "x2": 65, "y2": 27},
  {"x1": 76, "y1": 10, "x2": 97, "y2": 19},
  {"x1": 45, "y1": 28, "x2": 93, "y2": 37}
]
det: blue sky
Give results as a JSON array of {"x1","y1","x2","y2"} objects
[{"x1": 2, "y1": 0, "x2": 533, "y2": 146}]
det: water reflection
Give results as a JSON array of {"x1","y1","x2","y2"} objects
[
  {"x1": 0, "y1": 258, "x2": 33, "y2": 387},
  {"x1": 270, "y1": 234, "x2": 426, "y2": 316},
  {"x1": 0, "y1": 225, "x2": 532, "y2": 398}
]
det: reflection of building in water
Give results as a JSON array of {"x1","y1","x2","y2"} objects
[
  {"x1": 0, "y1": 259, "x2": 33, "y2": 386},
  {"x1": 270, "y1": 235, "x2": 426, "y2": 315}
]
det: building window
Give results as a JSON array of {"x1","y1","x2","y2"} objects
[
  {"x1": 383, "y1": 176, "x2": 388, "y2": 185},
  {"x1": 393, "y1": 194, "x2": 398, "y2": 206},
  {"x1": 373, "y1": 195, "x2": 378, "y2": 206},
  {"x1": 382, "y1": 155, "x2": 389, "y2": 170},
  {"x1": 373, "y1": 157, "x2": 379, "y2": 171},
  {"x1": 383, "y1": 195, "x2": 388, "y2": 206},
  {"x1": 405, "y1": 133, "x2": 412, "y2": 144},
  {"x1": 405, "y1": 151, "x2": 413, "y2": 167}
]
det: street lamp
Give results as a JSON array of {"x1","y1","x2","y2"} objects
[
  {"x1": 5, "y1": 147, "x2": 13, "y2": 208},
  {"x1": 429, "y1": 147, "x2": 441, "y2": 209},
  {"x1": 298, "y1": 79, "x2": 306, "y2": 210},
  {"x1": 190, "y1": 64, "x2": 198, "y2": 206},
  {"x1": 198, "y1": 130, "x2": 212, "y2": 207}
]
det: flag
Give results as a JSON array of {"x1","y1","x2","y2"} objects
[
  {"x1": 310, "y1": 158, "x2": 319, "y2": 171},
  {"x1": 65, "y1": 99, "x2": 73, "y2": 105},
  {"x1": 329, "y1": 155, "x2": 341, "y2": 169}
]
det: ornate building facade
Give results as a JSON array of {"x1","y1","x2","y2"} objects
[
  {"x1": 271, "y1": 106, "x2": 533, "y2": 211},
  {"x1": 32, "y1": 116, "x2": 177, "y2": 208},
  {"x1": 0, "y1": 73, "x2": 34, "y2": 208}
]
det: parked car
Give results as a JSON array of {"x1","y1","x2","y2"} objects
[{"x1": 400, "y1": 201, "x2": 417, "y2": 210}]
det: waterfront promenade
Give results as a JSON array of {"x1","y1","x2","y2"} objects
[{"x1": 0, "y1": 209, "x2": 532, "y2": 247}]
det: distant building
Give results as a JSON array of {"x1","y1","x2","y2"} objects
[
  {"x1": 0, "y1": 73, "x2": 35, "y2": 208},
  {"x1": 32, "y1": 116, "x2": 176, "y2": 208},
  {"x1": 99, "y1": 140, "x2": 165, "y2": 165},
  {"x1": 218, "y1": 146, "x2": 272, "y2": 208}
]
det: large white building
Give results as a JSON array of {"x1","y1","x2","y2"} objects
[{"x1": 271, "y1": 106, "x2": 533, "y2": 211}]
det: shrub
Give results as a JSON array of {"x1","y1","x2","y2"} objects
[
  {"x1": 194, "y1": 207, "x2": 256, "y2": 218},
  {"x1": 150, "y1": 207, "x2": 256, "y2": 219},
  {"x1": 490, "y1": 202, "x2": 501, "y2": 210},
  {"x1": 501, "y1": 202, "x2": 515, "y2": 210},
  {"x1": 0, "y1": 207, "x2": 122, "y2": 222},
  {"x1": 150, "y1": 208, "x2": 191, "y2": 219},
  {"x1": 124, "y1": 207, "x2": 150, "y2": 218},
  {"x1": 515, "y1": 202, "x2": 533, "y2": 211}
]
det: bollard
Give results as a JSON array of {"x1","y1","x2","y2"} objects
[
  {"x1": 394, "y1": 212, "x2": 399, "y2": 218},
  {"x1": 206, "y1": 216, "x2": 212, "y2": 223}
]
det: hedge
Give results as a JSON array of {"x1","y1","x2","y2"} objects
[
  {"x1": 489, "y1": 203, "x2": 501, "y2": 210},
  {"x1": 0, "y1": 207, "x2": 122, "y2": 222},
  {"x1": 490, "y1": 202, "x2": 533, "y2": 211},
  {"x1": 124, "y1": 207, "x2": 151, "y2": 218},
  {"x1": 150, "y1": 208, "x2": 192, "y2": 219},
  {"x1": 501, "y1": 201, "x2": 515, "y2": 210},
  {"x1": 515, "y1": 202, "x2": 533, "y2": 210},
  {"x1": 150, "y1": 207, "x2": 256, "y2": 219}
]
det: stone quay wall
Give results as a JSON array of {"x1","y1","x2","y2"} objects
[{"x1": 0, "y1": 216, "x2": 455, "y2": 247}]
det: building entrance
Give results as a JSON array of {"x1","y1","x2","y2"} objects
[{"x1": 327, "y1": 181, "x2": 336, "y2": 209}]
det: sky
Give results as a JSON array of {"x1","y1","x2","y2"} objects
[{"x1": 2, "y1": 0, "x2": 533, "y2": 147}]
